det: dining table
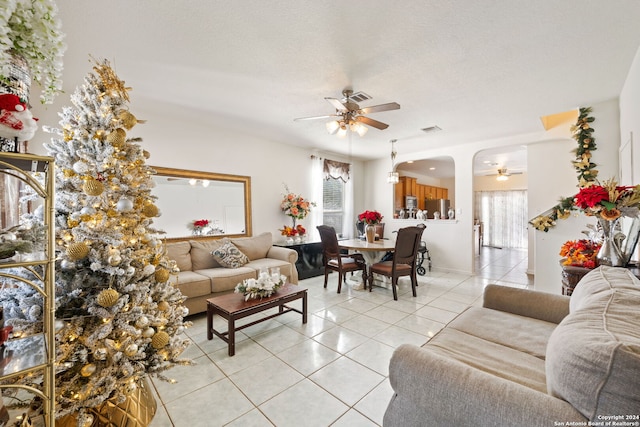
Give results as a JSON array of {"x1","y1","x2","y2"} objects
[{"x1": 338, "y1": 238, "x2": 397, "y2": 290}]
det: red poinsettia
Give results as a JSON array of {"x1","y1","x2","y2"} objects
[
  {"x1": 358, "y1": 210, "x2": 383, "y2": 225},
  {"x1": 193, "y1": 219, "x2": 210, "y2": 228},
  {"x1": 573, "y1": 179, "x2": 640, "y2": 220}
]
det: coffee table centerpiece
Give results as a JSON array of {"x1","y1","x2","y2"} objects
[{"x1": 235, "y1": 269, "x2": 286, "y2": 301}]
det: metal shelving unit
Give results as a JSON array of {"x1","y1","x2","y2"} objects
[{"x1": 0, "y1": 152, "x2": 55, "y2": 427}]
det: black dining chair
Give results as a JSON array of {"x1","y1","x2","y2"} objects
[
  {"x1": 369, "y1": 225, "x2": 425, "y2": 300},
  {"x1": 317, "y1": 225, "x2": 368, "y2": 293}
]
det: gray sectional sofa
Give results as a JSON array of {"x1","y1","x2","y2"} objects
[
  {"x1": 384, "y1": 266, "x2": 640, "y2": 426},
  {"x1": 166, "y1": 232, "x2": 298, "y2": 315}
]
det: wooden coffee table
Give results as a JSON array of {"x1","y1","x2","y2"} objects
[{"x1": 206, "y1": 284, "x2": 307, "y2": 356}]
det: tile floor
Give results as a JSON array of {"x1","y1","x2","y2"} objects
[{"x1": 148, "y1": 247, "x2": 532, "y2": 427}]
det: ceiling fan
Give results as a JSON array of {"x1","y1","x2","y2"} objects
[
  {"x1": 294, "y1": 89, "x2": 400, "y2": 135},
  {"x1": 489, "y1": 168, "x2": 523, "y2": 181}
]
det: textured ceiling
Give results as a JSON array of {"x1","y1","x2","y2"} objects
[{"x1": 32, "y1": 1, "x2": 640, "y2": 171}]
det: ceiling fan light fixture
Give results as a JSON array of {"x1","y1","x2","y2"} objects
[
  {"x1": 496, "y1": 174, "x2": 509, "y2": 181},
  {"x1": 337, "y1": 125, "x2": 348, "y2": 138},
  {"x1": 350, "y1": 120, "x2": 368, "y2": 137},
  {"x1": 326, "y1": 120, "x2": 340, "y2": 135}
]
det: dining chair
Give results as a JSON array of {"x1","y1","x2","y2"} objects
[
  {"x1": 317, "y1": 225, "x2": 367, "y2": 293},
  {"x1": 369, "y1": 225, "x2": 425, "y2": 300}
]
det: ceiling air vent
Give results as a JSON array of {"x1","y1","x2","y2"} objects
[
  {"x1": 421, "y1": 125, "x2": 442, "y2": 134},
  {"x1": 347, "y1": 91, "x2": 372, "y2": 103}
]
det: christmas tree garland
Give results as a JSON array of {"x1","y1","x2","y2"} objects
[{"x1": 530, "y1": 107, "x2": 597, "y2": 231}]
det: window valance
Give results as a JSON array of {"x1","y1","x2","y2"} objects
[{"x1": 323, "y1": 159, "x2": 350, "y2": 183}]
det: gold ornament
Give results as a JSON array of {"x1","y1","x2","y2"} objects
[
  {"x1": 154, "y1": 268, "x2": 170, "y2": 283},
  {"x1": 83, "y1": 178, "x2": 104, "y2": 196},
  {"x1": 106, "y1": 128, "x2": 126, "y2": 147},
  {"x1": 142, "y1": 327, "x2": 155, "y2": 338},
  {"x1": 63, "y1": 169, "x2": 76, "y2": 178},
  {"x1": 142, "y1": 203, "x2": 159, "y2": 217},
  {"x1": 67, "y1": 242, "x2": 90, "y2": 260},
  {"x1": 125, "y1": 343, "x2": 138, "y2": 357},
  {"x1": 108, "y1": 255, "x2": 122, "y2": 266},
  {"x1": 80, "y1": 363, "x2": 97, "y2": 377},
  {"x1": 151, "y1": 331, "x2": 170, "y2": 349},
  {"x1": 119, "y1": 111, "x2": 138, "y2": 130},
  {"x1": 97, "y1": 288, "x2": 120, "y2": 308},
  {"x1": 157, "y1": 301, "x2": 170, "y2": 312}
]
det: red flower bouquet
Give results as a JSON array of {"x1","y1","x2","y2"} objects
[
  {"x1": 295, "y1": 225, "x2": 306, "y2": 236},
  {"x1": 559, "y1": 239, "x2": 601, "y2": 269},
  {"x1": 574, "y1": 179, "x2": 640, "y2": 221},
  {"x1": 358, "y1": 210, "x2": 383, "y2": 225}
]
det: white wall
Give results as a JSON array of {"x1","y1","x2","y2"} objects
[
  {"x1": 620, "y1": 45, "x2": 640, "y2": 185},
  {"x1": 529, "y1": 99, "x2": 621, "y2": 293}
]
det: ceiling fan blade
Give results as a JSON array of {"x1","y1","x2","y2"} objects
[
  {"x1": 293, "y1": 114, "x2": 340, "y2": 121},
  {"x1": 325, "y1": 97, "x2": 348, "y2": 112},
  {"x1": 355, "y1": 116, "x2": 389, "y2": 130},
  {"x1": 359, "y1": 102, "x2": 401, "y2": 115}
]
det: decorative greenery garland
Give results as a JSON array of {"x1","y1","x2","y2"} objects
[{"x1": 530, "y1": 107, "x2": 597, "y2": 231}]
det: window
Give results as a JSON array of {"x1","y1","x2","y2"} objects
[
  {"x1": 475, "y1": 190, "x2": 528, "y2": 249},
  {"x1": 323, "y1": 177, "x2": 345, "y2": 234}
]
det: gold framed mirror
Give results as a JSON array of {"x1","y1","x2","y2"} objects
[{"x1": 151, "y1": 166, "x2": 252, "y2": 241}]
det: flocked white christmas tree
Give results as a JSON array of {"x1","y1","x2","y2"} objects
[{"x1": 38, "y1": 59, "x2": 191, "y2": 423}]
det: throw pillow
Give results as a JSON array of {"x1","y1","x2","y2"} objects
[
  {"x1": 212, "y1": 242, "x2": 249, "y2": 268},
  {"x1": 232, "y1": 232, "x2": 272, "y2": 261},
  {"x1": 190, "y1": 239, "x2": 228, "y2": 269},
  {"x1": 165, "y1": 241, "x2": 192, "y2": 271}
]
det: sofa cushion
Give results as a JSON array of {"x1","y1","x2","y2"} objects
[
  {"x1": 232, "y1": 232, "x2": 272, "y2": 261},
  {"x1": 570, "y1": 265, "x2": 640, "y2": 312},
  {"x1": 425, "y1": 328, "x2": 548, "y2": 393},
  {"x1": 190, "y1": 239, "x2": 227, "y2": 270},
  {"x1": 169, "y1": 271, "x2": 211, "y2": 298},
  {"x1": 166, "y1": 241, "x2": 192, "y2": 272},
  {"x1": 195, "y1": 267, "x2": 256, "y2": 293},
  {"x1": 212, "y1": 241, "x2": 249, "y2": 268},
  {"x1": 546, "y1": 266, "x2": 640, "y2": 420},
  {"x1": 448, "y1": 306, "x2": 557, "y2": 360}
]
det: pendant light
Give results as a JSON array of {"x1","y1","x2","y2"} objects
[{"x1": 387, "y1": 139, "x2": 399, "y2": 184}]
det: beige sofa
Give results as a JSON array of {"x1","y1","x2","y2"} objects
[
  {"x1": 384, "y1": 266, "x2": 640, "y2": 426},
  {"x1": 166, "y1": 232, "x2": 298, "y2": 315}
]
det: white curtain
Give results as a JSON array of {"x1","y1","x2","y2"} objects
[
  {"x1": 343, "y1": 171, "x2": 354, "y2": 238},
  {"x1": 475, "y1": 190, "x2": 528, "y2": 249},
  {"x1": 309, "y1": 155, "x2": 324, "y2": 241}
]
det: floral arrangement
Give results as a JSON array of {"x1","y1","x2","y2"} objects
[
  {"x1": 187, "y1": 219, "x2": 210, "y2": 231},
  {"x1": 0, "y1": 0, "x2": 67, "y2": 104},
  {"x1": 358, "y1": 210, "x2": 383, "y2": 225},
  {"x1": 295, "y1": 224, "x2": 306, "y2": 236},
  {"x1": 559, "y1": 239, "x2": 601, "y2": 269},
  {"x1": 281, "y1": 185, "x2": 315, "y2": 220},
  {"x1": 279, "y1": 225, "x2": 298, "y2": 237},
  {"x1": 235, "y1": 271, "x2": 287, "y2": 301},
  {"x1": 574, "y1": 179, "x2": 640, "y2": 221}
]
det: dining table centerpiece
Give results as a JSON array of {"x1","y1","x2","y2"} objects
[
  {"x1": 573, "y1": 179, "x2": 640, "y2": 266},
  {"x1": 358, "y1": 210, "x2": 383, "y2": 243}
]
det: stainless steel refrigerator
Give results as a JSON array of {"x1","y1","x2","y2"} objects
[{"x1": 424, "y1": 199, "x2": 450, "y2": 219}]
